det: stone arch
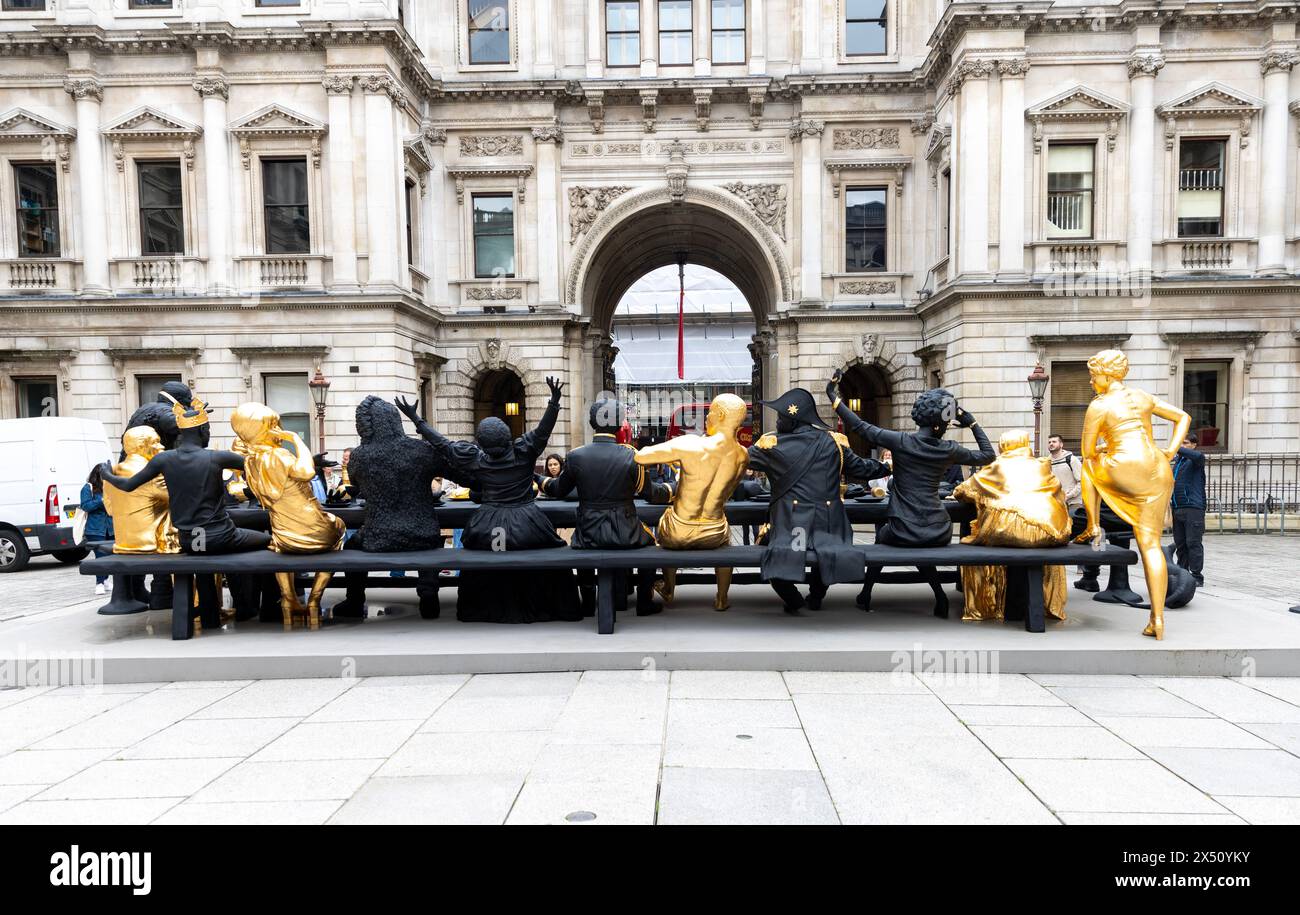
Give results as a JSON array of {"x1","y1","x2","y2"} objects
[
  {"x1": 565, "y1": 184, "x2": 794, "y2": 332},
  {"x1": 435, "y1": 339, "x2": 546, "y2": 439},
  {"x1": 834, "y1": 334, "x2": 924, "y2": 431}
]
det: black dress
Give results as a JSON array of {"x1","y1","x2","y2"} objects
[
  {"x1": 747, "y1": 427, "x2": 888, "y2": 584},
  {"x1": 414, "y1": 398, "x2": 581, "y2": 623},
  {"x1": 834, "y1": 403, "x2": 995, "y2": 547}
]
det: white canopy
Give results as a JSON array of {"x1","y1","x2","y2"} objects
[{"x1": 613, "y1": 322, "x2": 754, "y2": 384}]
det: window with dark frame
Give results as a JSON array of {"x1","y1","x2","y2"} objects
[
  {"x1": 659, "y1": 1, "x2": 692, "y2": 66},
  {"x1": 1182, "y1": 360, "x2": 1229, "y2": 451},
  {"x1": 845, "y1": 0, "x2": 887, "y2": 56},
  {"x1": 941, "y1": 167, "x2": 951, "y2": 257},
  {"x1": 136, "y1": 374, "x2": 181, "y2": 410},
  {"x1": 405, "y1": 178, "x2": 417, "y2": 267},
  {"x1": 606, "y1": 1, "x2": 640, "y2": 67},
  {"x1": 472, "y1": 193, "x2": 515, "y2": 278},
  {"x1": 137, "y1": 160, "x2": 185, "y2": 255},
  {"x1": 15, "y1": 377, "x2": 57, "y2": 418},
  {"x1": 1, "y1": 0, "x2": 48, "y2": 10},
  {"x1": 711, "y1": 0, "x2": 745, "y2": 63},
  {"x1": 1048, "y1": 361, "x2": 1092, "y2": 455},
  {"x1": 1177, "y1": 138, "x2": 1226, "y2": 238},
  {"x1": 128, "y1": 0, "x2": 175, "y2": 9},
  {"x1": 468, "y1": 0, "x2": 511, "y2": 65},
  {"x1": 1046, "y1": 142, "x2": 1095, "y2": 239},
  {"x1": 845, "y1": 186, "x2": 887, "y2": 272},
  {"x1": 254, "y1": 0, "x2": 302, "y2": 7},
  {"x1": 14, "y1": 163, "x2": 59, "y2": 258},
  {"x1": 261, "y1": 158, "x2": 310, "y2": 254}
]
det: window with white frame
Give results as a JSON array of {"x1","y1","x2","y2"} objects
[
  {"x1": 1182, "y1": 359, "x2": 1229, "y2": 450},
  {"x1": 14, "y1": 163, "x2": 60, "y2": 258},
  {"x1": 845, "y1": 187, "x2": 887, "y2": 272},
  {"x1": 264, "y1": 373, "x2": 311, "y2": 442},
  {"x1": 136, "y1": 160, "x2": 185, "y2": 255},
  {"x1": 1177, "y1": 138, "x2": 1226, "y2": 238},
  {"x1": 845, "y1": 0, "x2": 887, "y2": 56},
  {"x1": 261, "y1": 158, "x2": 310, "y2": 255},
  {"x1": 1046, "y1": 143, "x2": 1095, "y2": 239},
  {"x1": 659, "y1": 1, "x2": 692, "y2": 66},
  {"x1": 711, "y1": 0, "x2": 745, "y2": 63},
  {"x1": 468, "y1": 0, "x2": 511, "y2": 64},
  {"x1": 607, "y1": 1, "x2": 640, "y2": 67},
  {"x1": 472, "y1": 193, "x2": 515, "y2": 278}
]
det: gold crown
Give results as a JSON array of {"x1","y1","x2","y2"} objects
[{"x1": 162, "y1": 391, "x2": 211, "y2": 430}]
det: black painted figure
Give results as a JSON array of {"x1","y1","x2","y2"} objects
[
  {"x1": 400, "y1": 377, "x2": 581, "y2": 623},
  {"x1": 747, "y1": 388, "x2": 890, "y2": 614},
  {"x1": 538, "y1": 397, "x2": 674, "y2": 616},
  {"x1": 332, "y1": 396, "x2": 448, "y2": 620},
  {"x1": 101, "y1": 390, "x2": 273, "y2": 622},
  {"x1": 827, "y1": 373, "x2": 995, "y2": 547}
]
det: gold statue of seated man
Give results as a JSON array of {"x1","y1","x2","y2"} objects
[
  {"x1": 231, "y1": 402, "x2": 346, "y2": 630},
  {"x1": 104, "y1": 426, "x2": 180, "y2": 555},
  {"x1": 953, "y1": 429, "x2": 1072, "y2": 622},
  {"x1": 634, "y1": 393, "x2": 750, "y2": 610}
]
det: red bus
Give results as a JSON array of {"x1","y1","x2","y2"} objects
[{"x1": 667, "y1": 402, "x2": 755, "y2": 447}]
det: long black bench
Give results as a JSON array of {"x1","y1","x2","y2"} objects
[{"x1": 81, "y1": 542, "x2": 1135, "y2": 640}]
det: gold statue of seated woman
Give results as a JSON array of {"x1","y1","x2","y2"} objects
[
  {"x1": 103, "y1": 426, "x2": 180, "y2": 555},
  {"x1": 1074, "y1": 350, "x2": 1190, "y2": 640},
  {"x1": 231, "y1": 402, "x2": 346, "y2": 630},
  {"x1": 954, "y1": 429, "x2": 1071, "y2": 621}
]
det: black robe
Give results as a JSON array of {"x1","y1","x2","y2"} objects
[
  {"x1": 414, "y1": 399, "x2": 581, "y2": 623},
  {"x1": 747, "y1": 426, "x2": 888, "y2": 584},
  {"x1": 539, "y1": 434, "x2": 673, "y2": 548},
  {"x1": 834, "y1": 403, "x2": 995, "y2": 547}
]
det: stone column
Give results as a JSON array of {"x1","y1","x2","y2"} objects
[
  {"x1": 323, "y1": 74, "x2": 359, "y2": 292},
  {"x1": 799, "y1": 0, "x2": 820, "y2": 72},
  {"x1": 997, "y1": 58, "x2": 1030, "y2": 276},
  {"x1": 64, "y1": 78, "x2": 109, "y2": 296},
  {"x1": 535, "y1": 0, "x2": 555, "y2": 77},
  {"x1": 910, "y1": 116, "x2": 933, "y2": 284},
  {"x1": 192, "y1": 75, "x2": 232, "y2": 293},
  {"x1": 954, "y1": 59, "x2": 993, "y2": 277},
  {"x1": 1257, "y1": 50, "x2": 1295, "y2": 274},
  {"x1": 532, "y1": 124, "x2": 563, "y2": 308},
  {"x1": 1126, "y1": 52, "x2": 1164, "y2": 275},
  {"x1": 361, "y1": 75, "x2": 400, "y2": 289},
  {"x1": 422, "y1": 126, "x2": 448, "y2": 307},
  {"x1": 749, "y1": 0, "x2": 766, "y2": 75},
  {"x1": 640, "y1": 0, "x2": 657, "y2": 77},
  {"x1": 791, "y1": 118, "x2": 825, "y2": 305},
  {"x1": 693, "y1": 0, "x2": 710, "y2": 76},
  {"x1": 586, "y1": 0, "x2": 604, "y2": 77}
]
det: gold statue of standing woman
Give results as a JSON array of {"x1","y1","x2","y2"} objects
[{"x1": 1074, "y1": 350, "x2": 1190, "y2": 639}]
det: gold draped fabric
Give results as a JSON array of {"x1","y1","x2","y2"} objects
[{"x1": 241, "y1": 445, "x2": 345, "y2": 555}]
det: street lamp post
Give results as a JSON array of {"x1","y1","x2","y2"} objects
[
  {"x1": 1027, "y1": 362, "x2": 1050, "y2": 455},
  {"x1": 308, "y1": 368, "x2": 330, "y2": 455}
]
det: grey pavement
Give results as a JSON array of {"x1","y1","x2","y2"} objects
[{"x1": 1, "y1": 670, "x2": 1299, "y2": 824}]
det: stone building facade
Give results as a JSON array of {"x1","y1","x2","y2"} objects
[{"x1": 0, "y1": 0, "x2": 1296, "y2": 457}]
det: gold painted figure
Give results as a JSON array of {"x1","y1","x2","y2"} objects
[
  {"x1": 231, "y1": 402, "x2": 346, "y2": 630},
  {"x1": 103, "y1": 426, "x2": 179, "y2": 555},
  {"x1": 634, "y1": 393, "x2": 749, "y2": 610},
  {"x1": 954, "y1": 430, "x2": 1071, "y2": 621},
  {"x1": 1073, "y1": 350, "x2": 1190, "y2": 640}
]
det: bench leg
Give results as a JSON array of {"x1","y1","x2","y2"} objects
[
  {"x1": 596, "y1": 568, "x2": 616, "y2": 635},
  {"x1": 171, "y1": 573, "x2": 195, "y2": 641},
  {"x1": 1026, "y1": 565, "x2": 1046, "y2": 633},
  {"x1": 921, "y1": 566, "x2": 948, "y2": 619},
  {"x1": 856, "y1": 565, "x2": 880, "y2": 612},
  {"x1": 97, "y1": 574, "x2": 149, "y2": 616},
  {"x1": 1004, "y1": 567, "x2": 1028, "y2": 622}
]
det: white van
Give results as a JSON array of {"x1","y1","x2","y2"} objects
[{"x1": 0, "y1": 417, "x2": 112, "y2": 572}]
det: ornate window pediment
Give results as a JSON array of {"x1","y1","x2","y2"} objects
[
  {"x1": 0, "y1": 109, "x2": 74, "y2": 169},
  {"x1": 103, "y1": 106, "x2": 202, "y2": 172},
  {"x1": 924, "y1": 125, "x2": 951, "y2": 163},
  {"x1": 404, "y1": 136, "x2": 432, "y2": 193},
  {"x1": 1027, "y1": 86, "x2": 1128, "y2": 154},
  {"x1": 1156, "y1": 83, "x2": 1261, "y2": 149},
  {"x1": 229, "y1": 105, "x2": 326, "y2": 169}
]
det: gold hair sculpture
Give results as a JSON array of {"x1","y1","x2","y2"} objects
[
  {"x1": 1074, "y1": 350, "x2": 1190, "y2": 639},
  {"x1": 954, "y1": 429, "x2": 1071, "y2": 621},
  {"x1": 634, "y1": 393, "x2": 749, "y2": 610},
  {"x1": 231, "y1": 402, "x2": 346, "y2": 630},
  {"x1": 103, "y1": 426, "x2": 179, "y2": 555}
]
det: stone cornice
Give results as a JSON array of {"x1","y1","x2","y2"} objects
[
  {"x1": 229, "y1": 344, "x2": 332, "y2": 360},
  {"x1": 0, "y1": 348, "x2": 79, "y2": 363},
  {"x1": 1159, "y1": 330, "x2": 1266, "y2": 345},
  {"x1": 1028, "y1": 332, "x2": 1133, "y2": 347},
  {"x1": 103, "y1": 346, "x2": 203, "y2": 360}
]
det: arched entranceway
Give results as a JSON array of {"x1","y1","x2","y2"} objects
[
  {"x1": 567, "y1": 188, "x2": 793, "y2": 442},
  {"x1": 473, "y1": 368, "x2": 526, "y2": 438},
  {"x1": 837, "y1": 364, "x2": 893, "y2": 457}
]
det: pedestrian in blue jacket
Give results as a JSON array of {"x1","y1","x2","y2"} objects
[
  {"x1": 1171, "y1": 433, "x2": 1206, "y2": 585},
  {"x1": 80, "y1": 465, "x2": 115, "y2": 594}
]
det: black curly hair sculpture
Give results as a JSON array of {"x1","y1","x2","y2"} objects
[
  {"x1": 355, "y1": 395, "x2": 406, "y2": 445},
  {"x1": 911, "y1": 388, "x2": 957, "y2": 430},
  {"x1": 476, "y1": 417, "x2": 512, "y2": 456}
]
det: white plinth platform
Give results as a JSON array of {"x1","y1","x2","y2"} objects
[{"x1": 3, "y1": 580, "x2": 1299, "y2": 682}]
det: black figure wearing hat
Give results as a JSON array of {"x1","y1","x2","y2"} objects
[{"x1": 747, "y1": 388, "x2": 891, "y2": 614}]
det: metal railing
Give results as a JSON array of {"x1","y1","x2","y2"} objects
[
  {"x1": 1047, "y1": 190, "x2": 1090, "y2": 233},
  {"x1": 1179, "y1": 167, "x2": 1223, "y2": 191},
  {"x1": 1205, "y1": 453, "x2": 1300, "y2": 533}
]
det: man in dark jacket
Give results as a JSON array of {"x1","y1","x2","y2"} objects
[
  {"x1": 747, "y1": 388, "x2": 890, "y2": 614},
  {"x1": 1171, "y1": 433, "x2": 1207, "y2": 586},
  {"x1": 539, "y1": 397, "x2": 675, "y2": 615}
]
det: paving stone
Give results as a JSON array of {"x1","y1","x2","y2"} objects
[
  {"x1": 782, "y1": 671, "x2": 927, "y2": 695},
  {"x1": 190, "y1": 758, "x2": 382, "y2": 803},
  {"x1": 1094, "y1": 716, "x2": 1272, "y2": 750},
  {"x1": 970, "y1": 725, "x2": 1145, "y2": 759},
  {"x1": 331, "y1": 775, "x2": 523, "y2": 825},
  {"x1": 1046, "y1": 687, "x2": 1213, "y2": 719},
  {"x1": 252, "y1": 720, "x2": 421, "y2": 761},
  {"x1": 120, "y1": 717, "x2": 298, "y2": 760},
  {"x1": 377, "y1": 731, "x2": 548, "y2": 778},
  {"x1": 1140, "y1": 677, "x2": 1300, "y2": 724},
  {"x1": 1005, "y1": 759, "x2": 1226, "y2": 814},
  {"x1": 153, "y1": 800, "x2": 343, "y2": 825},
  {"x1": 1212, "y1": 795, "x2": 1300, "y2": 825},
  {"x1": 35, "y1": 757, "x2": 240, "y2": 800},
  {"x1": 658, "y1": 767, "x2": 839, "y2": 825},
  {"x1": 1142, "y1": 747, "x2": 1300, "y2": 797},
  {"x1": 670, "y1": 670, "x2": 789, "y2": 700}
]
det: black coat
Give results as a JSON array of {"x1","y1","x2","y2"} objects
[
  {"x1": 539, "y1": 434, "x2": 673, "y2": 548},
  {"x1": 835, "y1": 403, "x2": 995, "y2": 547},
  {"x1": 746, "y1": 426, "x2": 889, "y2": 583}
]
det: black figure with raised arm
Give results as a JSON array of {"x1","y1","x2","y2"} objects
[
  {"x1": 747, "y1": 388, "x2": 890, "y2": 615},
  {"x1": 100, "y1": 390, "x2": 273, "y2": 623},
  {"x1": 396, "y1": 377, "x2": 582, "y2": 623},
  {"x1": 538, "y1": 396, "x2": 675, "y2": 616}
]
